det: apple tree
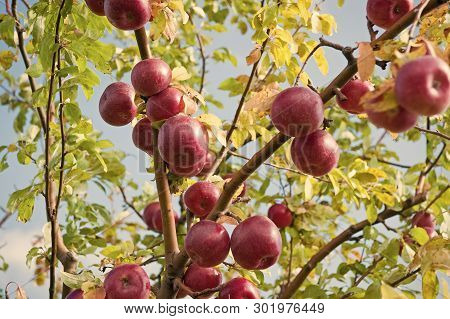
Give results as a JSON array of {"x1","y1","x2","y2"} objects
[{"x1": 0, "y1": 0, "x2": 449, "y2": 299}]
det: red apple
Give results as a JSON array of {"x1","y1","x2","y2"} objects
[
  {"x1": 231, "y1": 216, "x2": 282, "y2": 270},
  {"x1": 337, "y1": 79, "x2": 374, "y2": 114},
  {"x1": 184, "y1": 181, "x2": 221, "y2": 218},
  {"x1": 132, "y1": 118, "x2": 153, "y2": 155},
  {"x1": 367, "y1": 105, "x2": 418, "y2": 133},
  {"x1": 158, "y1": 114, "x2": 209, "y2": 170},
  {"x1": 395, "y1": 56, "x2": 450, "y2": 116},
  {"x1": 224, "y1": 173, "x2": 246, "y2": 198},
  {"x1": 412, "y1": 211, "x2": 435, "y2": 238},
  {"x1": 218, "y1": 278, "x2": 260, "y2": 299},
  {"x1": 131, "y1": 59, "x2": 172, "y2": 97},
  {"x1": 367, "y1": 0, "x2": 414, "y2": 29},
  {"x1": 179, "y1": 264, "x2": 222, "y2": 299},
  {"x1": 168, "y1": 160, "x2": 205, "y2": 177},
  {"x1": 146, "y1": 87, "x2": 184, "y2": 122},
  {"x1": 185, "y1": 220, "x2": 230, "y2": 267},
  {"x1": 197, "y1": 152, "x2": 216, "y2": 177},
  {"x1": 99, "y1": 82, "x2": 137, "y2": 126},
  {"x1": 66, "y1": 288, "x2": 84, "y2": 299},
  {"x1": 85, "y1": 0, "x2": 105, "y2": 16},
  {"x1": 104, "y1": 0, "x2": 151, "y2": 31},
  {"x1": 268, "y1": 203, "x2": 293, "y2": 229},
  {"x1": 270, "y1": 87, "x2": 324, "y2": 137},
  {"x1": 143, "y1": 202, "x2": 179, "y2": 233},
  {"x1": 104, "y1": 264, "x2": 151, "y2": 299},
  {"x1": 291, "y1": 130, "x2": 340, "y2": 177}
]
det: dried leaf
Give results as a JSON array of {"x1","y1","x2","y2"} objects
[
  {"x1": 172, "y1": 66, "x2": 191, "y2": 82},
  {"x1": 244, "y1": 82, "x2": 280, "y2": 113},
  {"x1": 182, "y1": 96, "x2": 198, "y2": 115},
  {"x1": 217, "y1": 215, "x2": 239, "y2": 226},
  {"x1": 357, "y1": 42, "x2": 375, "y2": 81},
  {"x1": 361, "y1": 79, "x2": 397, "y2": 112},
  {"x1": 246, "y1": 46, "x2": 262, "y2": 65}
]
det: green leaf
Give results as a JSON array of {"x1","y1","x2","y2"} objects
[
  {"x1": 366, "y1": 203, "x2": 378, "y2": 224},
  {"x1": 60, "y1": 271, "x2": 96, "y2": 289},
  {"x1": 409, "y1": 227, "x2": 430, "y2": 246},
  {"x1": 0, "y1": 15, "x2": 16, "y2": 47},
  {"x1": 100, "y1": 241, "x2": 134, "y2": 259}
]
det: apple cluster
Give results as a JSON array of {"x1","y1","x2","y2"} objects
[{"x1": 270, "y1": 87, "x2": 340, "y2": 177}]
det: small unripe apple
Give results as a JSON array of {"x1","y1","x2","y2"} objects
[
  {"x1": 179, "y1": 264, "x2": 222, "y2": 299},
  {"x1": 132, "y1": 118, "x2": 153, "y2": 155},
  {"x1": 412, "y1": 211, "x2": 435, "y2": 238},
  {"x1": 367, "y1": 0, "x2": 414, "y2": 29},
  {"x1": 104, "y1": 264, "x2": 151, "y2": 299},
  {"x1": 366, "y1": 105, "x2": 418, "y2": 133},
  {"x1": 85, "y1": 0, "x2": 105, "y2": 16},
  {"x1": 99, "y1": 82, "x2": 137, "y2": 126},
  {"x1": 184, "y1": 181, "x2": 221, "y2": 218},
  {"x1": 268, "y1": 203, "x2": 293, "y2": 229},
  {"x1": 146, "y1": 87, "x2": 184, "y2": 122},
  {"x1": 270, "y1": 87, "x2": 324, "y2": 137},
  {"x1": 104, "y1": 0, "x2": 151, "y2": 31},
  {"x1": 131, "y1": 59, "x2": 172, "y2": 97},
  {"x1": 291, "y1": 130, "x2": 340, "y2": 177},
  {"x1": 337, "y1": 79, "x2": 374, "y2": 114},
  {"x1": 395, "y1": 56, "x2": 450, "y2": 116},
  {"x1": 143, "y1": 202, "x2": 179, "y2": 233},
  {"x1": 158, "y1": 114, "x2": 209, "y2": 169},
  {"x1": 218, "y1": 278, "x2": 260, "y2": 299},
  {"x1": 231, "y1": 216, "x2": 282, "y2": 270},
  {"x1": 185, "y1": 220, "x2": 230, "y2": 267},
  {"x1": 66, "y1": 289, "x2": 84, "y2": 299}
]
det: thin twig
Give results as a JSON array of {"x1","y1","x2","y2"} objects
[
  {"x1": 118, "y1": 186, "x2": 145, "y2": 222},
  {"x1": 406, "y1": 0, "x2": 432, "y2": 53},
  {"x1": 424, "y1": 185, "x2": 450, "y2": 211},
  {"x1": 423, "y1": 142, "x2": 446, "y2": 175},
  {"x1": 140, "y1": 255, "x2": 165, "y2": 266},
  {"x1": 11, "y1": 0, "x2": 46, "y2": 130},
  {"x1": 390, "y1": 268, "x2": 421, "y2": 287},
  {"x1": 341, "y1": 256, "x2": 384, "y2": 298},
  {"x1": 0, "y1": 210, "x2": 12, "y2": 229},
  {"x1": 361, "y1": 156, "x2": 411, "y2": 169},
  {"x1": 414, "y1": 126, "x2": 450, "y2": 141}
]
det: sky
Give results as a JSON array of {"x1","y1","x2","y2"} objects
[{"x1": 0, "y1": 0, "x2": 429, "y2": 298}]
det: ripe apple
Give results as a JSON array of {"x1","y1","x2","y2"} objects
[
  {"x1": 131, "y1": 59, "x2": 172, "y2": 97},
  {"x1": 66, "y1": 288, "x2": 84, "y2": 299},
  {"x1": 291, "y1": 130, "x2": 340, "y2": 177},
  {"x1": 143, "y1": 202, "x2": 179, "y2": 233},
  {"x1": 146, "y1": 87, "x2": 184, "y2": 122},
  {"x1": 104, "y1": 264, "x2": 151, "y2": 299},
  {"x1": 132, "y1": 118, "x2": 153, "y2": 155},
  {"x1": 366, "y1": 105, "x2": 418, "y2": 133},
  {"x1": 395, "y1": 56, "x2": 450, "y2": 116},
  {"x1": 185, "y1": 220, "x2": 230, "y2": 267},
  {"x1": 218, "y1": 278, "x2": 260, "y2": 299},
  {"x1": 231, "y1": 216, "x2": 282, "y2": 270},
  {"x1": 412, "y1": 211, "x2": 435, "y2": 238},
  {"x1": 224, "y1": 173, "x2": 246, "y2": 198},
  {"x1": 268, "y1": 203, "x2": 293, "y2": 229},
  {"x1": 366, "y1": 0, "x2": 414, "y2": 29},
  {"x1": 197, "y1": 151, "x2": 216, "y2": 177},
  {"x1": 168, "y1": 160, "x2": 205, "y2": 177},
  {"x1": 337, "y1": 79, "x2": 374, "y2": 114},
  {"x1": 158, "y1": 114, "x2": 209, "y2": 170},
  {"x1": 104, "y1": 0, "x2": 151, "y2": 31},
  {"x1": 99, "y1": 82, "x2": 137, "y2": 126},
  {"x1": 179, "y1": 264, "x2": 222, "y2": 299},
  {"x1": 85, "y1": 0, "x2": 105, "y2": 16},
  {"x1": 184, "y1": 181, "x2": 221, "y2": 218},
  {"x1": 270, "y1": 87, "x2": 324, "y2": 137}
]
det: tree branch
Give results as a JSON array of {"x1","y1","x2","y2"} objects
[
  {"x1": 341, "y1": 256, "x2": 384, "y2": 298},
  {"x1": 405, "y1": 0, "x2": 432, "y2": 53},
  {"x1": 414, "y1": 126, "x2": 450, "y2": 141},
  {"x1": 207, "y1": 37, "x2": 270, "y2": 178},
  {"x1": 390, "y1": 268, "x2": 421, "y2": 287},
  {"x1": 279, "y1": 194, "x2": 426, "y2": 298},
  {"x1": 11, "y1": 0, "x2": 46, "y2": 130},
  {"x1": 0, "y1": 209, "x2": 12, "y2": 229},
  {"x1": 134, "y1": 27, "x2": 179, "y2": 299}
]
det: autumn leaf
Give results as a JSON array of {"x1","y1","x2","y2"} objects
[
  {"x1": 360, "y1": 79, "x2": 397, "y2": 112},
  {"x1": 244, "y1": 82, "x2": 281, "y2": 113},
  {"x1": 381, "y1": 282, "x2": 408, "y2": 299},
  {"x1": 357, "y1": 42, "x2": 375, "y2": 81},
  {"x1": 246, "y1": 45, "x2": 262, "y2": 65}
]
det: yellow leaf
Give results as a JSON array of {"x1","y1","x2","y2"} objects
[
  {"x1": 172, "y1": 66, "x2": 191, "y2": 82},
  {"x1": 357, "y1": 42, "x2": 375, "y2": 81},
  {"x1": 313, "y1": 47, "x2": 328, "y2": 75},
  {"x1": 273, "y1": 28, "x2": 293, "y2": 44},
  {"x1": 361, "y1": 79, "x2": 397, "y2": 112},
  {"x1": 244, "y1": 82, "x2": 281, "y2": 113},
  {"x1": 311, "y1": 13, "x2": 337, "y2": 36},
  {"x1": 381, "y1": 282, "x2": 408, "y2": 299},
  {"x1": 231, "y1": 129, "x2": 248, "y2": 149},
  {"x1": 197, "y1": 113, "x2": 222, "y2": 128},
  {"x1": 422, "y1": 269, "x2": 439, "y2": 299}
]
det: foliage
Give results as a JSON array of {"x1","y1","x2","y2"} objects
[{"x1": 0, "y1": 0, "x2": 449, "y2": 299}]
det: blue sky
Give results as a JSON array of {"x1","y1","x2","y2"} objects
[{"x1": 0, "y1": 0, "x2": 427, "y2": 298}]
